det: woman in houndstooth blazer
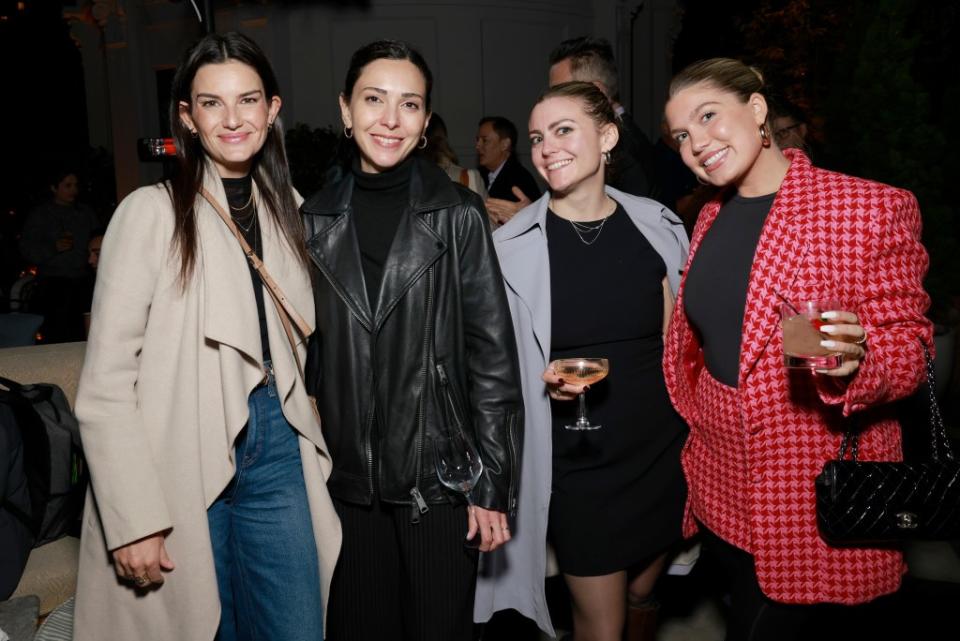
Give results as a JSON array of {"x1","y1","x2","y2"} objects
[{"x1": 663, "y1": 58, "x2": 933, "y2": 640}]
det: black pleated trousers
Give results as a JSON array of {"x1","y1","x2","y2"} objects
[{"x1": 326, "y1": 498, "x2": 478, "y2": 641}]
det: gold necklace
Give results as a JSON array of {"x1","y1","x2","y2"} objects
[{"x1": 229, "y1": 189, "x2": 254, "y2": 212}]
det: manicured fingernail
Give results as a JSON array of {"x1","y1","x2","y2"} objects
[
  {"x1": 819, "y1": 325, "x2": 836, "y2": 333},
  {"x1": 820, "y1": 340, "x2": 836, "y2": 348},
  {"x1": 820, "y1": 311, "x2": 839, "y2": 320}
]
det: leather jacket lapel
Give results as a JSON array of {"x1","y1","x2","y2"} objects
[
  {"x1": 373, "y1": 211, "x2": 446, "y2": 330},
  {"x1": 306, "y1": 212, "x2": 374, "y2": 331}
]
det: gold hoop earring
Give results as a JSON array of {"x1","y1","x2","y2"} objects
[
  {"x1": 759, "y1": 124, "x2": 771, "y2": 148},
  {"x1": 418, "y1": 135, "x2": 428, "y2": 150},
  {"x1": 343, "y1": 127, "x2": 353, "y2": 139}
]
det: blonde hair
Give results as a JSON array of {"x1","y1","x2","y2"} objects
[{"x1": 669, "y1": 57, "x2": 765, "y2": 103}]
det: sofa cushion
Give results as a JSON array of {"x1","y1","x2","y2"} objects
[{"x1": 0, "y1": 343, "x2": 86, "y2": 408}]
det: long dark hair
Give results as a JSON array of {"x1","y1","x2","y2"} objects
[{"x1": 167, "y1": 31, "x2": 308, "y2": 285}]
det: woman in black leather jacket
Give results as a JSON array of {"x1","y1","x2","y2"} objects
[{"x1": 301, "y1": 40, "x2": 524, "y2": 641}]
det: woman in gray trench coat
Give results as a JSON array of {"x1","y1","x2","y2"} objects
[{"x1": 475, "y1": 82, "x2": 688, "y2": 641}]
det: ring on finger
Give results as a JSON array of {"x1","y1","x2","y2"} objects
[
  {"x1": 854, "y1": 330, "x2": 867, "y2": 346},
  {"x1": 133, "y1": 575, "x2": 149, "y2": 587}
]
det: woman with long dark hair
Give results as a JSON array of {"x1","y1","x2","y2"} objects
[
  {"x1": 663, "y1": 58, "x2": 932, "y2": 640},
  {"x1": 73, "y1": 32, "x2": 340, "y2": 641},
  {"x1": 301, "y1": 39, "x2": 523, "y2": 641}
]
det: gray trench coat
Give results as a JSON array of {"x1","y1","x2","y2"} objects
[{"x1": 474, "y1": 187, "x2": 688, "y2": 636}]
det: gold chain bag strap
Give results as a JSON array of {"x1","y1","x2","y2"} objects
[{"x1": 200, "y1": 188, "x2": 319, "y2": 420}]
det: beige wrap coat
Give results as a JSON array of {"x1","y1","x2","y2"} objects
[{"x1": 73, "y1": 171, "x2": 341, "y2": 641}]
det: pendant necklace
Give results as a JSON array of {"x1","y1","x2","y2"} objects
[{"x1": 565, "y1": 198, "x2": 617, "y2": 246}]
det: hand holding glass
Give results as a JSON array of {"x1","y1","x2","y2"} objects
[
  {"x1": 781, "y1": 299, "x2": 844, "y2": 369},
  {"x1": 552, "y1": 358, "x2": 609, "y2": 430},
  {"x1": 434, "y1": 431, "x2": 484, "y2": 547}
]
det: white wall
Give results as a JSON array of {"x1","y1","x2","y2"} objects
[{"x1": 72, "y1": 0, "x2": 678, "y2": 199}]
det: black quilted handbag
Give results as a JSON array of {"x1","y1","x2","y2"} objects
[{"x1": 815, "y1": 344, "x2": 960, "y2": 545}]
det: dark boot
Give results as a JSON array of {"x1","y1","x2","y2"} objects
[{"x1": 625, "y1": 600, "x2": 660, "y2": 641}]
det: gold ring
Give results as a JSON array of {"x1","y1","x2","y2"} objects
[
  {"x1": 855, "y1": 331, "x2": 867, "y2": 346},
  {"x1": 134, "y1": 575, "x2": 149, "y2": 586}
]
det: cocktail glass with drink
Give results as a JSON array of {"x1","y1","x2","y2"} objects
[
  {"x1": 552, "y1": 357, "x2": 610, "y2": 430},
  {"x1": 781, "y1": 299, "x2": 843, "y2": 369}
]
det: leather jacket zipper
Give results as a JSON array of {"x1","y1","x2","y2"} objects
[{"x1": 410, "y1": 263, "x2": 435, "y2": 523}]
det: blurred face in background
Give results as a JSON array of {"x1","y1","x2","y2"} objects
[
  {"x1": 88, "y1": 235, "x2": 103, "y2": 270},
  {"x1": 340, "y1": 58, "x2": 430, "y2": 174},
  {"x1": 52, "y1": 174, "x2": 79, "y2": 206},
  {"x1": 771, "y1": 115, "x2": 808, "y2": 151},
  {"x1": 475, "y1": 122, "x2": 510, "y2": 171}
]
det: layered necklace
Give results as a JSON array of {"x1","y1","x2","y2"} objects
[
  {"x1": 561, "y1": 197, "x2": 617, "y2": 246},
  {"x1": 229, "y1": 190, "x2": 256, "y2": 233}
]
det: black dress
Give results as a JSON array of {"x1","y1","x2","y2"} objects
[{"x1": 547, "y1": 204, "x2": 687, "y2": 577}]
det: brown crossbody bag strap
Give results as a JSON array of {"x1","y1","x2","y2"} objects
[{"x1": 199, "y1": 187, "x2": 311, "y2": 381}]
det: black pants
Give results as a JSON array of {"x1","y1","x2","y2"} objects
[
  {"x1": 700, "y1": 527, "x2": 903, "y2": 641},
  {"x1": 326, "y1": 498, "x2": 478, "y2": 641}
]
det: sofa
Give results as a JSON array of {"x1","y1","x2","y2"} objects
[{"x1": 0, "y1": 342, "x2": 85, "y2": 618}]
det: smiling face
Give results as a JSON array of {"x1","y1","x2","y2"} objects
[
  {"x1": 178, "y1": 60, "x2": 281, "y2": 179},
  {"x1": 340, "y1": 58, "x2": 429, "y2": 174},
  {"x1": 665, "y1": 80, "x2": 768, "y2": 190},
  {"x1": 528, "y1": 96, "x2": 618, "y2": 196}
]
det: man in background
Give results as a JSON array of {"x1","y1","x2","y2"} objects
[{"x1": 548, "y1": 37, "x2": 659, "y2": 199}]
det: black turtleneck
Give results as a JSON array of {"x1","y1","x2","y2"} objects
[
  {"x1": 351, "y1": 156, "x2": 413, "y2": 311},
  {"x1": 222, "y1": 175, "x2": 271, "y2": 362}
]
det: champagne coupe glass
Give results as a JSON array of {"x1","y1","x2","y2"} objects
[
  {"x1": 434, "y1": 430, "x2": 484, "y2": 547},
  {"x1": 553, "y1": 358, "x2": 610, "y2": 430}
]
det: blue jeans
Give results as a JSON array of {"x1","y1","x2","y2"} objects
[{"x1": 207, "y1": 372, "x2": 323, "y2": 641}]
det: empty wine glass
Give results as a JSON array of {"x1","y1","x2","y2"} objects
[
  {"x1": 552, "y1": 357, "x2": 610, "y2": 430},
  {"x1": 434, "y1": 430, "x2": 484, "y2": 547}
]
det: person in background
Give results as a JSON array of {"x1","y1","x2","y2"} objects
[
  {"x1": 86, "y1": 230, "x2": 104, "y2": 271},
  {"x1": 476, "y1": 81, "x2": 688, "y2": 641},
  {"x1": 663, "y1": 57, "x2": 932, "y2": 640},
  {"x1": 548, "y1": 36, "x2": 659, "y2": 200},
  {"x1": 302, "y1": 39, "x2": 523, "y2": 641},
  {"x1": 476, "y1": 115, "x2": 540, "y2": 226},
  {"x1": 422, "y1": 113, "x2": 487, "y2": 199},
  {"x1": 19, "y1": 169, "x2": 99, "y2": 342},
  {"x1": 73, "y1": 32, "x2": 340, "y2": 641}
]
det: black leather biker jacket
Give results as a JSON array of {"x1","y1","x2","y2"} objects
[{"x1": 301, "y1": 158, "x2": 523, "y2": 518}]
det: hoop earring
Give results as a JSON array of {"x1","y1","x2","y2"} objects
[
  {"x1": 696, "y1": 175, "x2": 709, "y2": 186},
  {"x1": 602, "y1": 150, "x2": 612, "y2": 165},
  {"x1": 418, "y1": 135, "x2": 428, "y2": 150},
  {"x1": 759, "y1": 123, "x2": 771, "y2": 148},
  {"x1": 343, "y1": 127, "x2": 353, "y2": 139},
  {"x1": 268, "y1": 121, "x2": 274, "y2": 131},
  {"x1": 190, "y1": 129, "x2": 198, "y2": 138}
]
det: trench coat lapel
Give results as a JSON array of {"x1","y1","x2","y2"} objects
[
  {"x1": 198, "y1": 173, "x2": 264, "y2": 363},
  {"x1": 738, "y1": 151, "x2": 812, "y2": 386},
  {"x1": 495, "y1": 194, "x2": 551, "y2": 364}
]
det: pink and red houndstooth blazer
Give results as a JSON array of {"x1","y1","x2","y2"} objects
[{"x1": 663, "y1": 149, "x2": 934, "y2": 604}]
